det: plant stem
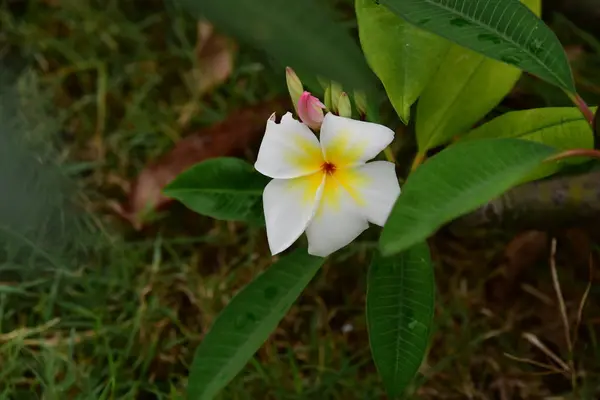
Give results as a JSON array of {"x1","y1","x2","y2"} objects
[
  {"x1": 567, "y1": 92, "x2": 594, "y2": 126},
  {"x1": 546, "y1": 148, "x2": 600, "y2": 163},
  {"x1": 383, "y1": 146, "x2": 396, "y2": 163},
  {"x1": 410, "y1": 152, "x2": 426, "y2": 172}
]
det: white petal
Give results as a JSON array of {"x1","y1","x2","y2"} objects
[
  {"x1": 255, "y1": 112, "x2": 324, "y2": 179},
  {"x1": 305, "y1": 176, "x2": 369, "y2": 257},
  {"x1": 263, "y1": 172, "x2": 324, "y2": 255},
  {"x1": 351, "y1": 161, "x2": 401, "y2": 226},
  {"x1": 320, "y1": 113, "x2": 394, "y2": 167}
]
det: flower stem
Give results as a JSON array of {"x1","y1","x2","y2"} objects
[
  {"x1": 545, "y1": 148, "x2": 600, "y2": 163},
  {"x1": 567, "y1": 92, "x2": 594, "y2": 126},
  {"x1": 384, "y1": 146, "x2": 396, "y2": 163},
  {"x1": 410, "y1": 152, "x2": 426, "y2": 172}
]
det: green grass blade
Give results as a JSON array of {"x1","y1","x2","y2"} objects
[
  {"x1": 163, "y1": 157, "x2": 269, "y2": 225},
  {"x1": 379, "y1": 138, "x2": 557, "y2": 256},
  {"x1": 379, "y1": 0, "x2": 575, "y2": 92},
  {"x1": 367, "y1": 243, "x2": 434, "y2": 398},
  {"x1": 186, "y1": 249, "x2": 324, "y2": 400}
]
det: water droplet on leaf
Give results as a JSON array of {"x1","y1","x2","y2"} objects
[
  {"x1": 234, "y1": 312, "x2": 258, "y2": 330},
  {"x1": 500, "y1": 55, "x2": 522, "y2": 65},
  {"x1": 477, "y1": 33, "x2": 502, "y2": 45},
  {"x1": 528, "y1": 39, "x2": 544, "y2": 56},
  {"x1": 449, "y1": 18, "x2": 473, "y2": 27},
  {"x1": 264, "y1": 286, "x2": 278, "y2": 300}
]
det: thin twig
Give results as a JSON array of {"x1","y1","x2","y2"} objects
[
  {"x1": 503, "y1": 352, "x2": 566, "y2": 375},
  {"x1": 572, "y1": 254, "x2": 593, "y2": 352},
  {"x1": 549, "y1": 238, "x2": 578, "y2": 391},
  {"x1": 549, "y1": 239, "x2": 573, "y2": 355},
  {"x1": 522, "y1": 332, "x2": 570, "y2": 373}
]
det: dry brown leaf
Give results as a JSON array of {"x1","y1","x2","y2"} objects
[
  {"x1": 179, "y1": 22, "x2": 237, "y2": 127},
  {"x1": 117, "y1": 98, "x2": 289, "y2": 229},
  {"x1": 486, "y1": 231, "x2": 549, "y2": 304},
  {"x1": 195, "y1": 20, "x2": 236, "y2": 93}
]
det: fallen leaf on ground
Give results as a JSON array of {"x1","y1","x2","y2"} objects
[
  {"x1": 179, "y1": 21, "x2": 237, "y2": 127},
  {"x1": 195, "y1": 20, "x2": 237, "y2": 94},
  {"x1": 115, "y1": 98, "x2": 289, "y2": 229},
  {"x1": 486, "y1": 230, "x2": 548, "y2": 304}
]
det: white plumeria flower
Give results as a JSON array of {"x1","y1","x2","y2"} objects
[{"x1": 255, "y1": 112, "x2": 401, "y2": 257}]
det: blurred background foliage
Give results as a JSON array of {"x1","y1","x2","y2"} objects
[{"x1": 0, "y1": 0, "x2": 599, "y2": 398}]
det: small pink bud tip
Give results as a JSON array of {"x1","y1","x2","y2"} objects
[{"x1": 297, "y1": 91, "x2": 325, "y2": 130}]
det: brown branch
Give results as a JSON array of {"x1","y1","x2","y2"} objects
[{"x1": 450, "y1": 169, "x2": 600, "y2": 233}]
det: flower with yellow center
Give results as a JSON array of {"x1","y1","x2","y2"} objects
[{"x1": 255, "y1": 112, "x2": 401, "y2": 257}]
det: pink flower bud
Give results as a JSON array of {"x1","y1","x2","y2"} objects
[{"x1": 297, "y1": 91, "x2": 325, "y2": 130}]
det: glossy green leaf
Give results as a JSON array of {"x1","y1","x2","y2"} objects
[
  {"x1": 379, "y1": 138, "x2": 557, "y2": 256},
  {"x1": 367, "y1": 243, "x2": 435, "y2": 398},
  {"x1": 186, "y1": 249, "x2": 324, "y2": 400},
  {"x1": 463, "y1": 107, "x2": 594, "y2": 149},
  {"x1": 416, "y1": 0, "x2": 540, "y2": 152},
  {"x1": 379, "y1": 0, "x2": 575, "y2": 92},
  {"x1": 356, "y1": 0, "x2": 449, "y2": 124},
  {"x1": 177, "y1": 0, "x2": 376, "y2": 93},
  {"x1": 463, "y1": 107, "x2": 595, "y2": 180},
  {"x1": 416, "y1": 45, "x2": 521, "y2": 151},
  {"x1": 163, "y1": 157, "x2": 268, "y2": 224}
]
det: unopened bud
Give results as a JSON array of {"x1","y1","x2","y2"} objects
[
  {"x1": 297, "y1": 91, "x2": 325, "y2": 130},
  {"x1": 330, "y1": 82, "x2": 343, "y2": 113},
  {"x1": 286, "y1": 67, "x2": 304, "y2": 113},
  {"x1": 354, "y1": 90, "x2": 368, "y2": 119},
  {"x1": 337, "y1": 92, "x2": 352, "y2": 118},
  {"x1": 323, "y1": 85, "x2": 333, "y2": 111}
]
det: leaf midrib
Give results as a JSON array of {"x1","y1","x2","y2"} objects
[
  {"x1": 506, "y1": 116, "x2": 585, "y2": 139},
  {"x1": 402, "y1": 0, "x2": 569, "y2": 90},
  {"x1": 468, "y1": 114, "x2": 585, "y2": 141},
  {"x1": 393, "y1": 259, "x2": 406, "y2": 392}
]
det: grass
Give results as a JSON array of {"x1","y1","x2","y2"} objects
[{"x1": 0, "y1": 0, "x2": 599, "y2": 399}]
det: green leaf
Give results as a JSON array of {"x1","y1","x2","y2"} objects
[
  {"x1": 462, "y1": 107, "x2": 595, "y2": 180},
  {"x1": 379, "y1": 0, "x2": 575, "y2": 92},
  {"x1": 416, "y1": 46, "x2": 521, "y2": 151},
  {"x1": 163, "y1": 157, "x2": 268, "y2": 224},
  {"x1": 356, "y1": 0, "x2": 449, "y2": 124},
  {"x1": 416, "y1": 0, "x2": 540, "y2": 152},
  {"x1": 177, "y1": 0, "x2": 376, "y2": 93},
  {"x1": 186, "y1": 249, "x2": 324, "y2": 400},
  {"x1": 367, "y1": 243, "x2": 435, "y2": 398},
  {"x1": 463, "y1": 107, "x2": 594, "y2": 150},
  {"x1": 379, "y1": 138, "x2": 557, "y2": 256}
]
